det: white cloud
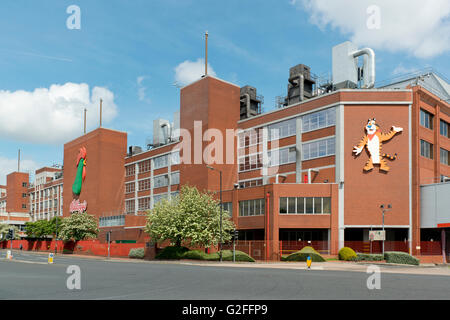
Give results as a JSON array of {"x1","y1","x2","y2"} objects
[
  {"x1": 0, "y1": 83, "x2": 118, "y2": 144},
  {"x1": 0, "y1": 156, "x2": 38, "y2": 185},
  {"x1": 174, "y1": 58, "x2": 217, "y2": 87},
  {"x1": 391, "y1": 64, "x2": 420, "y2": 76},
  {"x1": 137, "y1": 76, "x2": 150, "y2": 103},
  {"x1": 296, "y1": 0, "x2": 450, "y2": 58}
]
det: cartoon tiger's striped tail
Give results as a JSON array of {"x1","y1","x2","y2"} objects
[{"x1": 382, "y1": 153, "x2": 397, "y2": 160}]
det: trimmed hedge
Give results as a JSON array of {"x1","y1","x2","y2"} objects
[
  {"x1": 355, "y1": 253, "x2": 384, "y2": 261},
  {"x1": 284, "y1": 246, "x2": 326, "y2": 262},
  {"x1": 181, "y1": 249, "x2": 255, "y2": 262},
  {"x1": 338, "y1": 247, "x2": 357, "y2": 261},
  {"x1": 222, "y1": 250, "x2": 255, "y2": 262},
  {"x1": 181, "y1": 250, "x2": 219, "y2": 261},
  {"x1": 384, "y1": 251, "x2": 419, "y2": 265},
  {"x1": 155, "y1": 246, "x2": 189, "y2": 260},
  {"x1": 129, "y1": 247, "x2": 145, "y2": 259}
]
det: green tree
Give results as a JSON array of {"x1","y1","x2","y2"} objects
[
  {"x1": 59, "y1": 212, "x2": 99, "y2": 241},
  {"x1": 25, "y1": 217, "x2": 63, "y2": 239},
  {"x1": 145, "y1": 185, "x2": 235, "y2": 248}
]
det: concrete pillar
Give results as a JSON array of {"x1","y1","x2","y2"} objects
[{"x1": 442, "y1": 229, "x2": 446, "y2": 264}]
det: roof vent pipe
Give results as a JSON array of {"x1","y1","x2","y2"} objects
[{"x1": 351, "y1": 47, "x2": 375, "y2": 88}]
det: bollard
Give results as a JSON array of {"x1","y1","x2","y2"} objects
[
  {"x1": 48, "y1": 253, "x2": 54, "y2": 264},
  {"x1": 6, "y1": 250, "x2": 12, "y2": 260},
  {"x1": 306, "y1": 255, "x2": 312, "y2": 270}
]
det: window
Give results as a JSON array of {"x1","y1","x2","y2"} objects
[
  {"x1": 440, "y1": 120, "x2": 449, "y2": 138},
  {"x1": 279, "y1": 197, "x2": 331, "y2": 214},
  {"x1": 22, "y1": 193, "x2": 27, "y2": 198},
  {"x1": 125, "y1": 182, "x2": 135, "y2": 194},
  {"x1": 238, "y1": 179, "x2": 263, "y2": 189},
  {"x1": 238, "y1": 153, "x2": 263, "y2": 172},
  {"x1": 420, "y1": 109, "x2": 433, "y2": 129},
  {"x1": 22, "y1": 204, "x2": 27, "y2": 209},
  {"x1": 138, "y1": 179, "x2": 151, "y2": 191},
  {"x1": 126, "y1": 200, "x2": 135, "y2": 214},
  {"x1": 420, "y1": 140, "x2": 433, "y2": 159},
  {"x1": 268, "y1": 118, "x2": 296, "y2": 141},
  {"x1": 153, "y1": 193, "x2": 168, "y2": 205},
  {"x1": 239, "y1": 199, "x2": 265, "y2": 216},
  {"x1": 138, "y1": 197, "x2": 151, "y2": 211},
  {"x1": 126, "y1": 165, "x2": 135, "y2": 176},
  {"x1": 22, "y1": 182, "x2": 27, "y2": 187},
  {"x1": 99, "y1": 215, "x2": 125, "y2": 227},
  {"x1": 440, "y1": 148, "x2": 449, "y2": 165},
  {"x1": 171, "y1": 151, "x2": 180, "y2": 165},
  {"x1": 302, "y1": 137, "x2": 335, "y2": 160},
  {"x1": 302, "y1": 108, "x2": 336, "y2": 132},
  {"x1": 138, "y1": 160, "x2": 151, "y2": 173},
  {"x1": 221, "y1": 202, "x2": 232, "y2": 217},
  {"x1": 171, "y1": 172, "x2": 180, "y2": 185},
  {"x1": 268, "y1": 147, "x2": 296, "y2": 166},
  {"x1": 239, "y1": 128, "x2": 263, "y2": 147},
  {"x1": 153, "y1": 175, "x2": 168, "y2": 188},
  {"x1": 153, "y1": 154, "x2": 169, "y2": 169}
]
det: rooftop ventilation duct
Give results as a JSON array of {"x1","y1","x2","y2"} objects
[{"x1": 332, "y1": 41, "x2": 375, "y2": 89}]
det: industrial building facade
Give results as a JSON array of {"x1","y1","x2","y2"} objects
[{"x1": 1, "y1": 42, "x2": 449, "y2": 260}]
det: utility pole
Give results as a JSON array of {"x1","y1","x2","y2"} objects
[
  {"x1": 99, "y1": 99, "x2": 103, "y2": 128},
  {"x1": 205, "y1": 31, "x2": 208, "y2": 76},
  {"x1": 84, "y1": 108, "x2": 87, "y2": 134},
  {"x1": 206, "y1": 165, "x2": 222, "y2": 262}
]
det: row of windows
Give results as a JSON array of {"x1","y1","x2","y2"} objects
[
  {"x1": 239, "y1": 109, "x2": 335, "y2": 151},
  {"x1": 32, "y1": 186, "x2": 62, "y2": 200},
  {"x1": 126, "y1": 172, "x2": 180, "y2": 194},
  {"x1": 238, "y1": 129, "x2": 263, "y2": 148},
  {"x1": 268, "y1": 147, "x2": 296, "y2": 166},
  {"x1": 268, "y1": 118, "x2": 296, "y2": 141},
  {"x1": 280, "y1": 197, "x2": 331, "y2": 214},
  {"x1": 238, "y1": 153, "x2": 263, "y2": 172},
  {"x1": 302, "y1": 108, "x2": 336, "y2": 133},
  {"x1": 302, "y1": 137, "x2": 335, "y2": 161},
  {"x1": 238, "y1": 179, "x2": 263, "y2": 189},
  {"x1": 420, "y1": 109, "x2": 450, "y2": 140},
  {"x1": 239, "y1": 199, "x2": 265, "y2": 216},
  {"x1": 126, "y1": 152, "x2": 180, "y2": 176},
  {"x1": 137, "y1": 192, "x2": 180, "y2": 212},
  {"x1": 99, "y1": 215, "x2": 125, "y2": 227}
]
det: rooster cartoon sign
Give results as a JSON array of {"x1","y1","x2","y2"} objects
[
  {"x1": 70, "y1": 147, "x2": 87, "y2": 213},
  {"x1": 352, "y1": 118, "x2": 403, "y2": 172}
]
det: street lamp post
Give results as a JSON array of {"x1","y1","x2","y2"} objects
[
  {"x1": 206, "y1": 165, "x2": 223, "y2": 262},
  {"x1": 380, "y1": 204, "x2": 392, "y2": 255}
]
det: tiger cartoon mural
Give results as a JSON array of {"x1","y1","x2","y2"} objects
[{"x1": 352, "y1": 118, "x2": 403, "y2": 172}]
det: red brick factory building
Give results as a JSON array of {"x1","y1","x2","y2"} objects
[{"x1": 2, "y1": 41, "x2": 449, "y2": 261}]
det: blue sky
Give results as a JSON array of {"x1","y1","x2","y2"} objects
[{"x1": 0, "y1": 0, "x2": 449, "y2": 184}]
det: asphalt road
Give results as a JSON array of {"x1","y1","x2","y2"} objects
[{"x1": 1, "y1": 249, "x2": 450, "y2": 300}]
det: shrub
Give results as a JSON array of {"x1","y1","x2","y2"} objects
[
  {"x1": 181, "y1": 249, "x2": 255, "y2": 262},
  {"x1": 129, "y1": 248, "x2": 145, "y2": 259},
  {"x1": 338, "y1": 247, "x2": 357, "y2": 261},
  {"x1": 181, "y1": 250, "x2": 218, "y2": 261},
  {"x1": 222, "y1": 250, "x2": 255, "y2": 262},
  {"x1": 355, "y1": 253, "x2": 384, "y2": 261},
  {"x1": 284, "y1": 246, "x2": 326, "y2": 262},
  {"x1": 384, "y1": 251, "x2": 419, "y2": 265},
  {"x1": 62, "y1": 249, "x2": 73, "y2": 254},
  {"x1": 155, "y1": 246, "x2": 189, "y2": 260}
]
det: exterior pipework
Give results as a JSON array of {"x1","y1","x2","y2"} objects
[{"x1": 351, "y1": 47, "x2": 376, "y2": 88}]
